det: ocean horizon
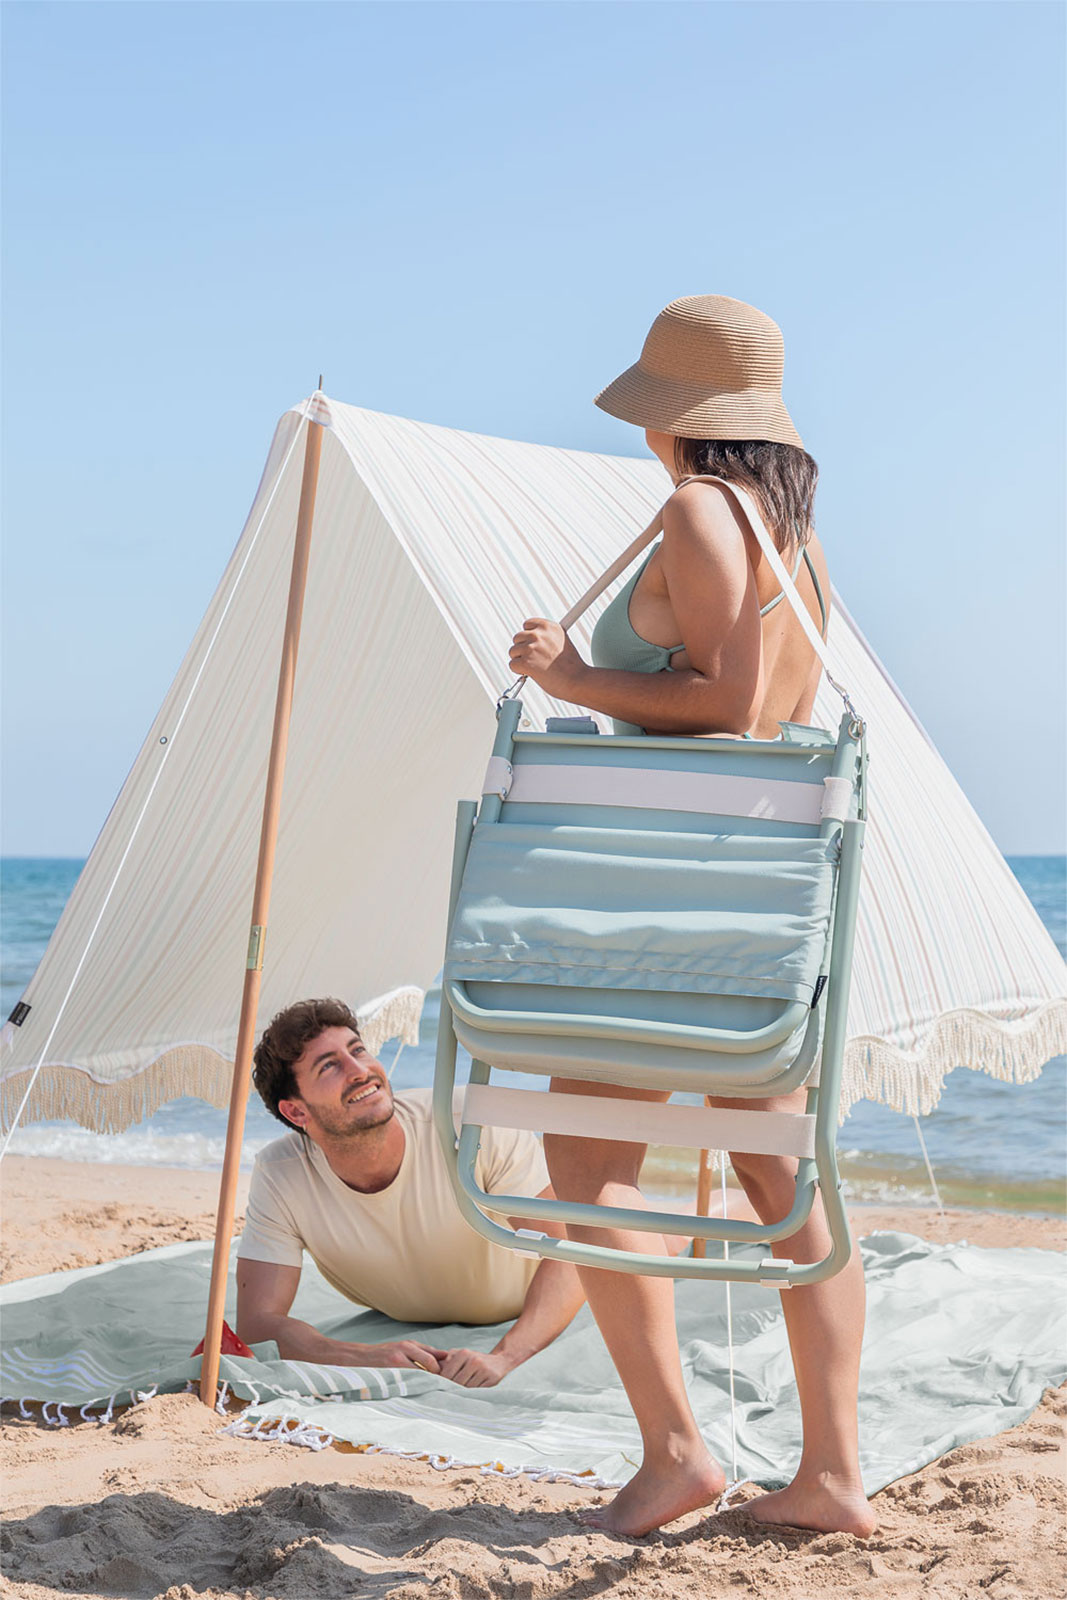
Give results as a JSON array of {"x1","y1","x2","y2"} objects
[{"x1": 2, "y1": 854, "x2": 1064, "y2": 1215}]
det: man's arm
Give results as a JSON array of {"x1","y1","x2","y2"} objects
[
  {"x1": 436, "y1": 1188, "x2": 585, "y2": 1388},
  {"x1": 236, "y1": 1258, "x2": 448, "y2": 1373}
]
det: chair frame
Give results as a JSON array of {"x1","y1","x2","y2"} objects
[{"x1": 433, "y1": 698, "x2": 867, "y2": 1288}]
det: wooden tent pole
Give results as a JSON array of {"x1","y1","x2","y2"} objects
[
  {"x1": 199, "y1": 406, "x2": 325, "y2": 1406},
  {"x1": 692, "y1": 1148, "x2": 713, "y2": 1259}
]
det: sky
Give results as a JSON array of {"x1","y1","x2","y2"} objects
[{"x1": 2, "y1": 0, "x2": 1064, "y2": 857}]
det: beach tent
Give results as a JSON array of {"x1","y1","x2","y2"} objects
[{"x1": 3, "y1": 394, "x2": 1065, "y2": 1140}]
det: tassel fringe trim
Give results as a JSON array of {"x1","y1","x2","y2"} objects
[
  {"x1": 0, "y1": 986, "x2": 424, "y2": 1136},
  {"x1": 355, "y1": 986, "x2": 424, "y2": 1056},
  {"x1": 839, "y1": 997, "x2": 1067, "y2": 1118},
  {"x1": 2, "y1": 992, "x2": 1063, "y2": 1135}
]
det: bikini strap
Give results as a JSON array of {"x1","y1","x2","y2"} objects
[
  {"x1": 804, "y1": 547, "x2": 829, "y2": 638},
  {"x1": 761, "y1": 548, "x2": 827, "y2": 637},
  {"x1": 759, "y1": 543, "x2": 806, "y2": 621}
]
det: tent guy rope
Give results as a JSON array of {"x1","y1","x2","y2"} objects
[{"x1": 0, "y1": 396, "x2": 321, "y2": 1165}]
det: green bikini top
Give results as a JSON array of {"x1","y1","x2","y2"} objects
[{"x1": 590, "y1": 532, "x2": 828, "y2": 737}]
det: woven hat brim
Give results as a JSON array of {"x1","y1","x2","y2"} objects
[{"x1": 595, "y1": 362, "x2": 803, "y2": 449}]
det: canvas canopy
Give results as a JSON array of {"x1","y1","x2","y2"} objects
[{"x1": 2, "y1": 397, "x2": 1065, "y2": 1133}]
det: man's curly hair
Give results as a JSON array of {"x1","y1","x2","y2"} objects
[{"x1": 252, "y1": 997, "x2": 362, "y2": 1129}]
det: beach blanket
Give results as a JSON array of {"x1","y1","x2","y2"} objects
[{"x1": 2, "y1": 1231, "x2": 1063, "y2": 1493}]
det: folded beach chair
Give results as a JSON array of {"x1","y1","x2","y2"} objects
[{"x1": 433, "y1": 479, "x2": 867, "y2": 1287}]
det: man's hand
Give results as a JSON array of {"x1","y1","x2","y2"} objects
[
  {"x1": 436, "y1": 1347, "x2": 515, "y2": 1388},
  {"x1": 237, "y1": 1261, "x2": 452, "y2": 1375},
  {"x1": 366, "y1": 1340, "x2": 449, "y2": 1373}
]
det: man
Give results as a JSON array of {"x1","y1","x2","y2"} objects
[{"x1": 236, "y1": 996, "x2": 584, "y2": 1387}]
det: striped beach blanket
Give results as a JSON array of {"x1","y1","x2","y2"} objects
[{"x1": 3, "y1": 1231, "x2": 1063, "y2": 1492}]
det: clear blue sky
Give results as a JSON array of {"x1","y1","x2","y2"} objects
[{"x1": 3, "y1": 1, "x2": 1064, "y2": 856}]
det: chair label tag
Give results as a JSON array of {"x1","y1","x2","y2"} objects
[{"x1": 545, "y1": 716, "x2": 600, "y2": 734}]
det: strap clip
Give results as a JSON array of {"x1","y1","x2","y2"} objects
[{"x1": 758, "y1": 1257, "x2": 795, "y2": 1286}]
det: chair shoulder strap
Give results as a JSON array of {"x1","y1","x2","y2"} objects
[
  {"x1": 558, "y1": 507, "x2": 664, "y2": 630},
  {"x1": 557, "y1": 475, "x2": 860, "y2": 724},
  {"x1": 672, "y1": 475, "x2": 831, "y2": 671}
]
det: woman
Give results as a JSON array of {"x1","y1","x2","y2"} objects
[{"x1": 508, "y1": 296, "x2": 874, "y2": 1540}]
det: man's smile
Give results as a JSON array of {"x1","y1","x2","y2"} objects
[{"x1": 345, "y1": 1081, "x2": 385, "y2": 1104}]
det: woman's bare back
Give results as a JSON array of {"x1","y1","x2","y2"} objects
[{"x1": 627, "y1": 482, "x2": 830, "y2": 737}]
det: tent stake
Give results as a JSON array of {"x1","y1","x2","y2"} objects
[{"x1": 198, "y1": 402, "x2": 326, "y2": 1406}]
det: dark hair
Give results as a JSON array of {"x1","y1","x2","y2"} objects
[
  {"x1": 672, "y1": 439, "x2": 819, "y2": 553},
  {"x1": 252, "y1": 997, "x2": 362, "y2": 1128}
]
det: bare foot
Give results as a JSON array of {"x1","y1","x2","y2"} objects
[
  {"x1": 579, "y1": 1444, "x2": 726, "y2": 1537},
  {"x1": 744, "y1": 1474, "x2": 876, "y2": 1537}
]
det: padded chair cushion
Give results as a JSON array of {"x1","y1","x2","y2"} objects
[{"x1": 445, "y1": 824, "x2": 837, "y2": 1004}]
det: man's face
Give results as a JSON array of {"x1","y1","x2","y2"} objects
[{"x1": 278, "y1": 1026, "x2": 395, "y2": 1141}]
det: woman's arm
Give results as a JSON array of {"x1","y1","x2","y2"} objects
[{"x1": 510, "y1": 482, "x2": 764, "y2": 735}]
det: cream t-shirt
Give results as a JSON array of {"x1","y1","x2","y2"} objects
[{"x1": 237, "y1": 1088, "x2": 549, "y2": 1325}]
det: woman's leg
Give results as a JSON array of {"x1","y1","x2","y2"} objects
[
  {"x1": 713, "y1": 1089, "x2": 875, "y2": 1536},
  {"x1": 543, "y1": 1078, "x2": 725, "y2": 1536}
]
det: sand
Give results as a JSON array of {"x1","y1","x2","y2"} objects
[{"x1": 2, "y1": 1156, "x2": 1065, "y2": 1600}]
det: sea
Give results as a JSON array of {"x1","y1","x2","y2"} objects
[{"x1": 1, "y1": 857, "x2": 1064, "y2": 1215}]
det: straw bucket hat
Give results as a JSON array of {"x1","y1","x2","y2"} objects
[{"x1": 594, "y1": 294, "x2": 803, "y2": 448}]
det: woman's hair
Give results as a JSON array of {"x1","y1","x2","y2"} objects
[
  {"x1": 672, "y1": 439, "x2": 819, "y2": 552},
  {"x1": 252, "y1": 996, "x2": 362, "y2": 1128}
]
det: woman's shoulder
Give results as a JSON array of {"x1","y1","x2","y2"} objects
[{"x1": 660, "y1": 476, "x2": 746, "y2": 554}]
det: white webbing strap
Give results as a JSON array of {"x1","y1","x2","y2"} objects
[
  {"x1": 499, "y1": 507, "x2": 668, "y2": 703},
  {"x1": 558, "y1": 508, "x2": 666, "y2": 631},
  {"x1": 463, "y1": 1083, "x2": 817, "y2": 1160},
  {"x1": 820, "y1": 776, "x2": 853, "y2": 823},
  {"x1": 505, "y1": 762, "x2": 827, "y2": 823},
  {"x1": 481, "y1": 756, "x2": 513, "y2": 798}
]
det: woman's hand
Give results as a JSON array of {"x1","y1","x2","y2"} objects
[{"x1": 509, "y1": 618, "x2": 588, "y2": 699}]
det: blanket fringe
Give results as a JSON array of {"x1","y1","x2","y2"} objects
[
  {"x1": 3, "y1": 1390, "x2": 130, "y2": 1427},
  {"x1": 222, "y1": 1413, "x2": 335, "y2": 1451},
  {"x1": 221, "y1": 1414, "x2": 622, "y2": 1486}
]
